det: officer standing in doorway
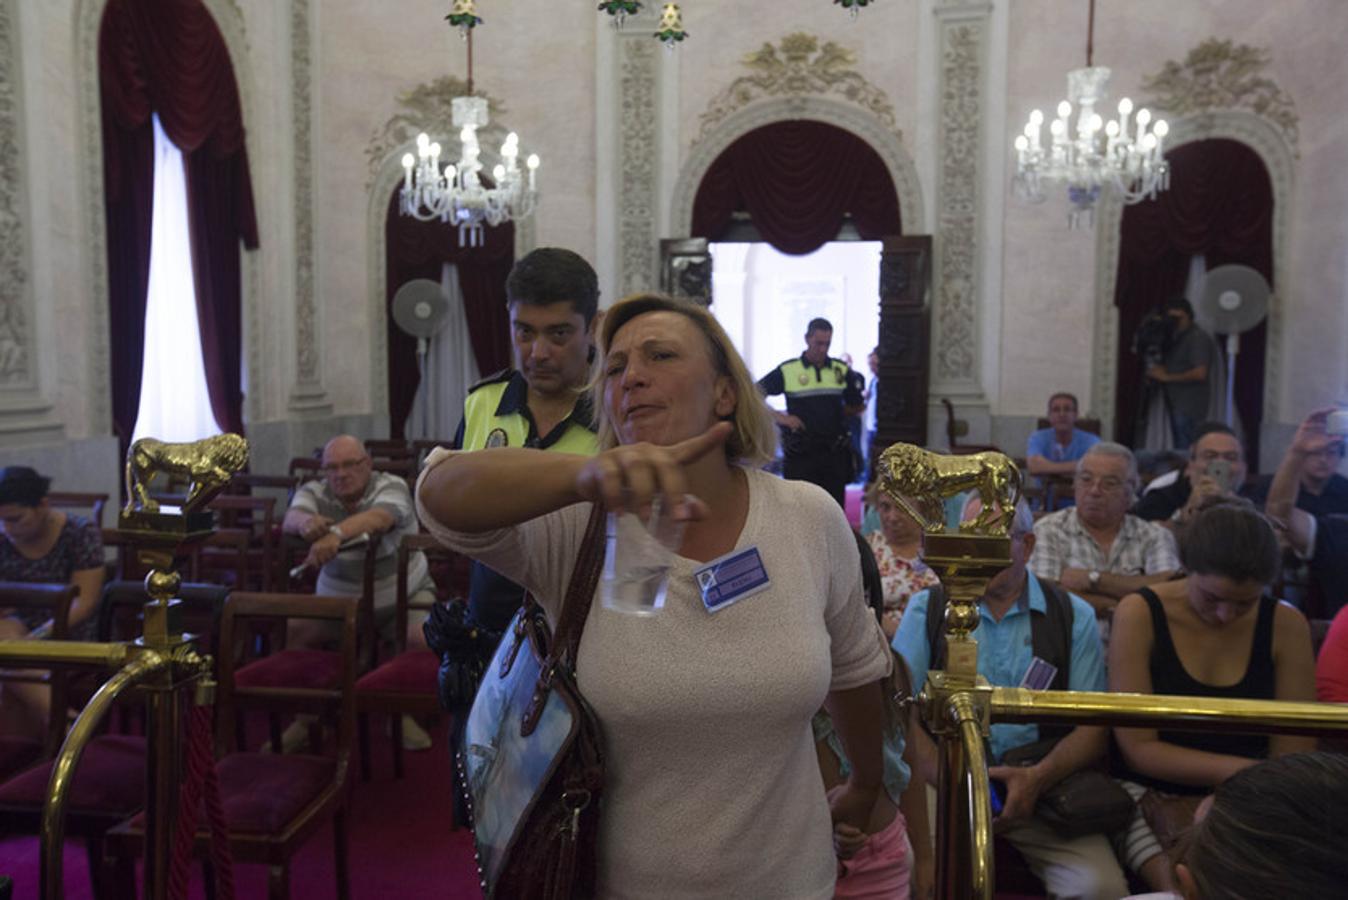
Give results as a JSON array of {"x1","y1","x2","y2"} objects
[{"x1": 757, "y1": 317, "x2": 864, "y2": 507}]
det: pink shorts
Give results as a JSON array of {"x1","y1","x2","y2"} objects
[{"x1": 834, "y1": 810, "x2": 912, "y2": 899}]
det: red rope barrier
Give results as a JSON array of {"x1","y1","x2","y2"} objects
[{"x1": 168, "y1": 701, "x2": 236, "y2": 900}]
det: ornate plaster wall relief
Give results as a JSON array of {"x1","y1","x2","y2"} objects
[
  {"x1": 77, "y1": 0, "x2": 260, "y2": 431},
  {"x1": 618, "y1": 36, "x2": 659, "y2": 296},
  {"x1": 0, "y1": 0, "x2": 33, "y2": 390},
  {"x1": 930, "y1": 5, "x2": 988, "y2": 392},
  {"x1": 288, "y1": 0, "x2": 328, "y2": 412},
  {"x1": 1090, "y1": 39, "x2": 1298, "y2": 435},
  {"x1": 696, "y1": 31, "x2": 897, "y2": 143},
  {"x1": 1142, "y1": 38, "x2": 1299, "y2": 157}
]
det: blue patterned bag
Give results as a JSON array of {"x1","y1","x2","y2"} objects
[{"x1": 460, "y1": 507, "x2": 607, "y2": 899}]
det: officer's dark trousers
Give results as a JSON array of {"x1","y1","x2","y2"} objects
[{"x1": 783, "y1": 447, "x2": 851, "y2": 508}]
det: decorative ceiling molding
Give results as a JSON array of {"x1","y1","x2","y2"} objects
[
  {"x1": 696, "y1": 32, "x2": 898, "y2": 144},
  {"x1": 365, "y1": 77, "x2": 509, "y2": 181},
  {"x1": 1142, "y1": 38, "x2": 1299, "y2": 157}
]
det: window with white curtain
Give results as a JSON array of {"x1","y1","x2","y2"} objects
[{"x1": 130, "y1": 114, "x2": 222, "y2": 445}]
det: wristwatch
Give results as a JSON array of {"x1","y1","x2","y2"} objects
[
  {"x1": 1087, "y1": 569, "x2": 1101, "y2": 590},
  {"x1": 329, "y1": 524, "x2": 345, "y2": 541}
]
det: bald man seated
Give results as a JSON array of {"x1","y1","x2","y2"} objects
[{"x1": 282, "y1": 435, "x2": 436, "y2": 748}]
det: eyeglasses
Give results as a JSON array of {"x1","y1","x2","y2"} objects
[
  {"x1": 1075, "y1": 472, "x2": 1128, "y2": 493},
  {"x1": 320, "y1": 459, "x2": 368, "y2": 475}
]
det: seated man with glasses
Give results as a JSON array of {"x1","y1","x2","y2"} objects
[
  {"x1": 1030, "y1": 443, "x2": 1180, "y2": 624},
  {"x1": 283, "y1": 434, "x2": 435, "y2": 747},
  {"x1": 1133, "y1": 422, "x2": 1256, "y2": 526}
]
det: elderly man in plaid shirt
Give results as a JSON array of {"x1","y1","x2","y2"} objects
[{"x1": 1030, "y1": 443, "x2": 1179, "y2": 626}]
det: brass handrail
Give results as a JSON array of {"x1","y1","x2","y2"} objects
[
  {"x1": 952, "y1": 694, "x2": 992, "y2": 899},
  {"x1": 0, "y1": 639, "x2": 132, "y2": 669},
  {"x1": 991, "y1": 688, "x2": 1348, "y2": 735},
  {"x1": 37, "y1": 649, "x2": 169, "y2": 898},
  {"x1": 941, "y1": 686, "x2": 1348, "y2": 899}
]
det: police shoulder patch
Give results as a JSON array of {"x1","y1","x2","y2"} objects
[{"x1": 485, "y1": 428, "x2": 509, "y2": 448}]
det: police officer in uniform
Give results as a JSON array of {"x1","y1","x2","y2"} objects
[
  {"x1": 452, "y1": 247, "x2": 602, "y2": 632},
  {"x1": 757, "y1": 317, "x2": 864, "y2": 507},
  {"x1": 443, "y1": 248, "x2": 601, "y2": 823}
]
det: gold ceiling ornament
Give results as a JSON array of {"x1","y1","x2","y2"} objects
[
  {"x1": 697, "y1": 32, "x2": 896, "y2": 141},
  {"x1": 1141, "y1": 38, "x2": 1299, "y2": 155}
]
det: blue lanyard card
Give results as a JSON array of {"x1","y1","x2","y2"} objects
[{"x1": 693, "y1": 546, "x2": 770, "y2": 614}]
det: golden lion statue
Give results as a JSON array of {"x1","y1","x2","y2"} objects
[
  {"x1": 876, "y1": 444, "x2": 1021, "y2": 535},
  {"x1": 123, "y1": 433, "x2": 250, "y2": 516}
]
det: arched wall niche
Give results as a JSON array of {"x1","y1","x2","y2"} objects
[
  {"x1": 74, "y1": 0, "x2": 261, "y2": 431},
  {"x1": 364, "y1": 145, "x2": 536, "y2": 421},
  {"x1": 1090, "y1": 110, "x2": 1296, "y2": 441},
  {"x1": 670, "y1": 96, "x2": 925, "y2": 240}
]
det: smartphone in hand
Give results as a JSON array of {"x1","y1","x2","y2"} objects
[{"x1": 1205, "y1": 458, "x2": 1233, "y2": 492}]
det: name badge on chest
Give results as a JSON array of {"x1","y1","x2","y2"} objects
[{"x1": 693, "y1": 546, "x2": 770, "y2": 614}]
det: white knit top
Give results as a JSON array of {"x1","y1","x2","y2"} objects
[{"x1": 418, "y1": 459, "x2": 891, "y2": 899}]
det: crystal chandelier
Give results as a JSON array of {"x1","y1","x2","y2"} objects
[
  {"x1": 400, "y1": 5, "x2": 539, "y2": 247},
  {"x1": 1011, "y1": 0, "x2": 1170, "y2": 228}
]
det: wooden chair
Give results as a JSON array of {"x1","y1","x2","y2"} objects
[
  {"x1": 187, "y1": 527, "x2": 253, "y2": 591},
  {"x1": 204, "y1": 495, "x2": 278, "y2": 590},
  {"x1": 354, "y1": 534, "x2": 456, "y2": 780},
  {"x1": 46, "y1": 491, "x2": 110, "y2": 527},
  {"x1": 287, "y1": 456, "x2": 322, "y2": 483},
  {"x1": 364, "y1": 439, "x2": 414, "y2": 461},
  {"x1": 106, "y1": 592, "x2": 357, "y2": 900},
  {"x1": 228, "y1": 472, "x2": 301, "y2": 507},
  {"x1": 0, "y1": 583, "x2": 75, "y2": 766},
  {"x1": 0, "y1": 583, "x2": 137, "y2": 900},
  {"x1": 1034, "y1": 416, "x2": 1102, "y2": 436},
  {"x1": 941, "y1": 398, "x2": 1000, "y2": 455},
  {"x1": 234, "y1": 535, "x2": 377, "y2": 753}
]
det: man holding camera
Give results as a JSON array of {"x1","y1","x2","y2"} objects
[
  {"x1": 1133, "y1": 422, "x2": 1252, "y2": 525},
  {"x1": 1266, "y1": 408, "x2": 1348, "y2": 618},
  {"x1": 1145, "y1": 296, "x2": 1215, "y2": 450}
]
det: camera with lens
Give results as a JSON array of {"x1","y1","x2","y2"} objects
[{"x1": 1132, "y1": 311, "x2": 1176, "y2": 369}]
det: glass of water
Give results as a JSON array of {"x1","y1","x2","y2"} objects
[{"x1": 600, "y1": 496, "x2": 687, "y2": 615}]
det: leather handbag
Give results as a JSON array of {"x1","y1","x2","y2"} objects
[
  {"x1": 1000, "y1": 739, "x2": 1136, "y2": 838},
  {"x1": 423, "y1": 600, "x2": 502, "y2": 711},
  {"x1": 459, "y1": 507, "x2": 608, "y2": 900}
]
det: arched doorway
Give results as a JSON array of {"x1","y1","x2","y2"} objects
[
  {"x1": 383, "y1": 192, "x2": 514, "y2": 440},
  {"x1": 1112, "y1": 138, "x2": 1273, "y2": 466},
  {"x1": 683, "y1": 118, "x2": 932, "y2": 455}
]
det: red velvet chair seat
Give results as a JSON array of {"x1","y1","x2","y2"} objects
[
  {"x1": 0, "y1": 735, "x2": 146, "y2": 815},
  {"x1": 355, "y1": 650, "x2": 438, "y2": 695},
  {"x1": 122, "y1": 753, "x2": 335, "y2": 836},
  {"x1": 235, "y1": 649, "x2": 341, "y2": 690},
  {"x1": 0, "y1": 738, "x2": 42, "y2": 781}
]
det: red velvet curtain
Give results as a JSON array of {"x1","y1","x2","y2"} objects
[
  {"x1": 100, "y1": 0, "x2": 259, "y2": 446},
  {"x1": 691, "y1": 120, "x2": 902, "y2": 255},
  {"x1": 384, "y1": 190, "x2": 515, "y2": 439},
  {"x1": 1113, "y1": 139, "x2": 1272, "y2": 465}
]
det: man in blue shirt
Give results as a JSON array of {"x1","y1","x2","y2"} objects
[
  {"x1": 1027, "y1": 392, "x2": 1100, "y2": 479},
  {"x1": 893, "y1": 499, "x2": 1127, "y2": 899}
]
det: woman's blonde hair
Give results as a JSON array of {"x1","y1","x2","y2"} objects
[{"x1": 594, "y1": 293, "x2": 778, "y2": 467}]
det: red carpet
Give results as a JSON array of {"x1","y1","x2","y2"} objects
[{"x1": 0, "y1": 715, "x2": 483, "y2": 899}]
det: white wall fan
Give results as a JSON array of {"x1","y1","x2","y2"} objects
[
  {"x1": 391, "y1": 278, "x2": 450, "y2": 437},
  {"x1": 1197, "y1": 264, "x2": 1271, "y2": 427}
]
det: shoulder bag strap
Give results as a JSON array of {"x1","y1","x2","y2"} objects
[{"x1": 551, "y1": 504, "x2": 608, "y2": 665}]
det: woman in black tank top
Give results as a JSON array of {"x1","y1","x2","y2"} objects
[
  {"x1": 1105, "y1": 505, "x2": 1317, "y2": 892},
  {"x1": 1109, "y1": 505, "x2": 1316, "y2": 795}
]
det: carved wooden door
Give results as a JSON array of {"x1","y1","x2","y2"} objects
[{"x1": 873, "y1": 236, "x2": 932, "y2": 464}]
